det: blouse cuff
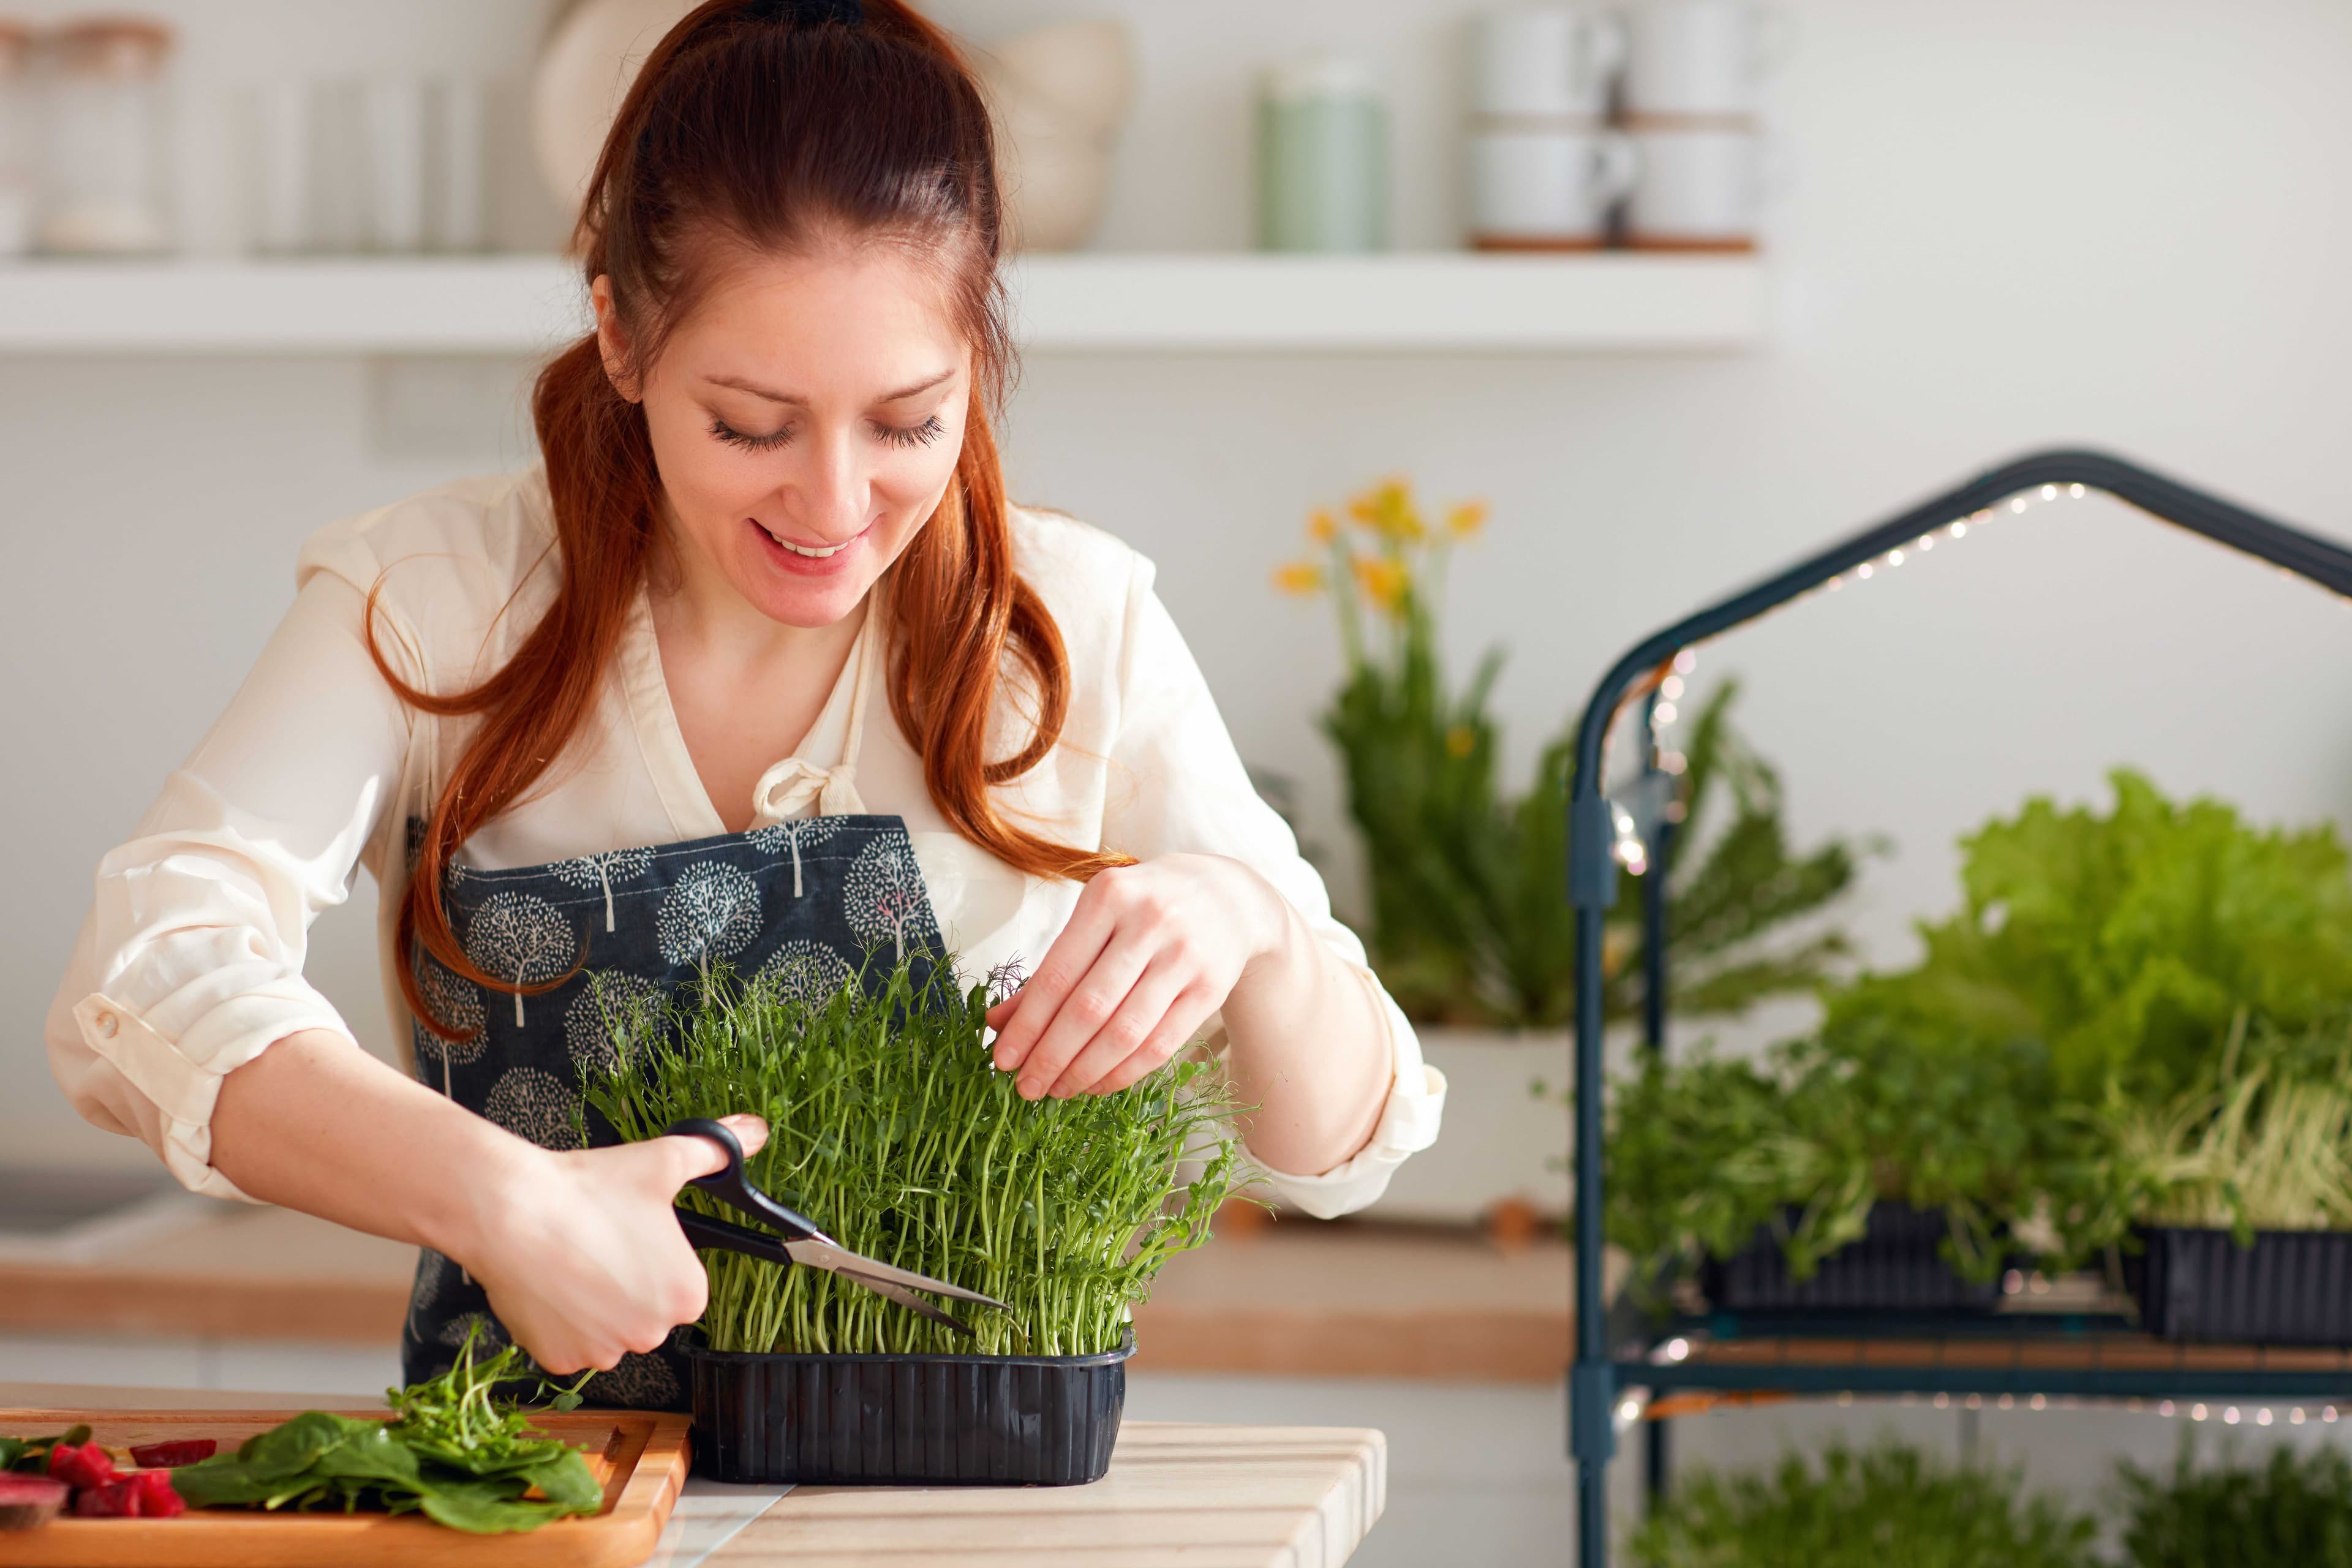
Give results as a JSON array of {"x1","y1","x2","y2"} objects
[
  {"x1": 1251, "y1": 974, "x2": 1447, "y2": 1220},
  {"x1": 71, "y1": 986, "x2": 347, "y2": 1204}
]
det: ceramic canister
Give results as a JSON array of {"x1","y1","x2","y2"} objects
[{"x1": 1257, "y1": 56, "x2": 1389, "y2": 253}]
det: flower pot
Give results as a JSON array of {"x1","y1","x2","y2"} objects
[
  {"x1": 1702, "y1": 1203, "x2": 2005, "y2": 1314},
  {"x1": 2132, "y1": 1226, "x2": 2352, "y2": 1345},
  {"x1": 688, "y1": 1333, "x2": 1135, "y2": 1485},
  {"x1": 1362, "y1": 1026, "x2": 1567, "y2": 1224}
]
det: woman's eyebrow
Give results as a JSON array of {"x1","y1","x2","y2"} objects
[{"x1": 704, "y1": 367, "x2": 958, "y2": 405}]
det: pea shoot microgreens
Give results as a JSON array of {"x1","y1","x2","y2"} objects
[{"x1": 582, "y1": 954, "x2": 1250, "y2": 1357}]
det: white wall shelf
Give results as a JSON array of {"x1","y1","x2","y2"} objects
[{"x1": 0, "y1": 252, "x2": 1765, "y2": 356}]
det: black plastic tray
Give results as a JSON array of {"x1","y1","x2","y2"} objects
[
  {"x1": 1701, "y1": 1202, "x2": 2005, "y2": 1314},
  {"x1": 2133, "y1": 1226, "x2": 2352, "y2": 1344},
  {"x1": 689, "y1": 1332, "x2": 1134, "y2": 1485}
]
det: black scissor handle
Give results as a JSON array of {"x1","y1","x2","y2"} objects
[{"x1": 663, "y1": 1117, "x2": 825, "y2": 1243}]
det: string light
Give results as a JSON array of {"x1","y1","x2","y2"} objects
[
  {"x1": 2257, "y1": 1408, "x2": 2274, "y2": 1426},
  {"x1": 2293, "y1": 1409, "x2": 2309, "y2": 1425},
  {"x1": 2192, "y1": 1404, "x2": 2209, "y2": 1422},
  {"x1": 2224, "y1": 1407, "x2": 2241, "y2": 1425},
  {"x1": 2158, "y1": 1401, "x2": 2176, "y2": 1417},
  {"x1": 2029, "y1": 1394, "x2": 2047, "y2": 1411}
]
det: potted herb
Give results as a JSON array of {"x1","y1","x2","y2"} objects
[
  {"x1": 1273, "y1": 480, "x2": 1866, "y2": 1224},
  {"x1": 583, "y1": 957, "x2": 1246, "y2": 1484},
  {"x1": 1606, "y1": 1017, "x2": 2072, "y2": 1313},
  {"x1": 1629, "y1": 1439, "x2": 2100, "y2": 1568}
]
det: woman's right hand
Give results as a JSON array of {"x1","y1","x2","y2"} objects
[{"x1": 461, "y1": 1113, "x2": 771, "y2": 1375}]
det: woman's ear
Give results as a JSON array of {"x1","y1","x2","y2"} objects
[{"x1": 590, "y1": 275, "x2": 644, "y2": 402}]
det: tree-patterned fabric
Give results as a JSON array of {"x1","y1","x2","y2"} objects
[{"x1": 399, "y1": 813, "x2": 948, "y2": 1409}]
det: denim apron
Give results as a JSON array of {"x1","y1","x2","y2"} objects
[{"x1": 398, "y1": 613, "x2": 947, "y2": 1411}]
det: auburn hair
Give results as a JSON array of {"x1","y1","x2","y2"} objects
[{"x1": 373, "y1": 0, "x2": 1125, "y2": 1033}]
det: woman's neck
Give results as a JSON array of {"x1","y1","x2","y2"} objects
[{"x1": 647, "y1": 521, "x2": 870, "y2": 832}]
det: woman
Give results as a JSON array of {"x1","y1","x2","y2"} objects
[{"x1": 45, "y1": 0, "x2": 1441, "y2": 1406}]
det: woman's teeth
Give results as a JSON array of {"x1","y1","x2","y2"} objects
[{"x1": 761, "y1": 524, "x2": 846, "y2": 559}]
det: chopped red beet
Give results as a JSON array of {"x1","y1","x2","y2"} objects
[
  {"x1": 0, "y1": 1472, "x2": 67, "y2": 1531},
  {"x1": 127, "y1": 1440, "x2": 215, "y2": 1469},
  {"x1": 72, "y1": 1480, "x2": 132, "y2": 1518},
  {"x1": 132, "y1": 1469, "x2": 186, "y2": 1518},
  {"x1": 45, "y1": 1442, "x2": 115, "y2": 1491}
]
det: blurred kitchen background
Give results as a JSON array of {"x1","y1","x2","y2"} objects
[{"x1": 6, "y1": 1, "x2": 2352, "y2": 1562}]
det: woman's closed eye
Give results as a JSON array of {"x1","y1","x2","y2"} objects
[{"x1": 708, "y1": 413, "x2": 947, "y2": 452}]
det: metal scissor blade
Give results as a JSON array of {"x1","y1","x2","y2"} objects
[
  {"x1": 832, "y1": 1269, "x2": 978, "y2": 1337},
  {"x1": 784, "y1": 1237, "x2": 1009, "y2": 1311}
]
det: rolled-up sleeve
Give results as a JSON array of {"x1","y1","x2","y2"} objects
[
  {"x1": 1099, "y1": 557, "x2": 1445, "y2": 1219},
  {"x1": 45, "y1": 565, "x2": 413, "y2": 1200}
]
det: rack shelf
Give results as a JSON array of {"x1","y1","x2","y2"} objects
[
  {"x1": 1562, "y1": 450, "x2": 2352, "y2": 1567},
  {"x1": 1619, "y1": 1311, "x2": 2352, "y2": 1405},
  {"x1": 0, "y1": 252, "x2": 1766, "y2": 356}
]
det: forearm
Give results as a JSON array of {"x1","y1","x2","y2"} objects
[
  {"x1": 1220, "y1": 895, "x2": 1393, "y2": 1178},
  {"x1": 209, "y1": 1028, "x2": 537, "y2": 1267}
]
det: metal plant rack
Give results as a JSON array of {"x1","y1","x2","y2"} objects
[{"x1": 1565, "y1": 449, "x2": 2352, "y2": 1567}]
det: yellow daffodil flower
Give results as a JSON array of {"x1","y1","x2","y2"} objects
[{"x1": 1273, "y1": 561, "x2": 1326, "y2": 595}]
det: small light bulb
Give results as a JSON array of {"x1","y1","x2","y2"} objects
[
  {"x1": 2040, "y1": 484, "x2": 2058, "y2": 500},
  {"x1": 2293, "y1": 1409, "x2": 2309, "y2": 1425},
  {"x1": 1655, "y1": 702, "x2": 1678, "y2": 725},
  {"x1": 2030, "y1": 1393, "x2": 2046, "y2": 1411},
  {"x1": 2158, "y1": 1401, "x2": 2176, "y2": 1417},
  {"x1": 2329, "y1": 1408, "x2": 2341, "y2": 1422},
  {"x1": 1672, "y1": 649, "x2": 1696, "y2": 674},
  {"x1": 1828, "y1": 576, "x2": 1844, "y2": 590},
  {"x1": 2010, "y1": 496, "x2": 2029, "y2": 513},
  {"x1": 1916, "y1": 535, "x2": 1934, "y2": 551},
  {"x1": 2192, "y1": 1404, "x2": 2209, "y2": 1421},
  {"x1": 1857, "y1": 563, "x2": 1874, "y2": 579},
  {"x1": 1973, "y1": 509, "x2": 1993, "y2": 524},
  {"x1": 2068, "y1": 483, "x2": 2086, "y2": 498},
  {"x1": 1949, "y1": 521, "x2": 1968, "y2": 538},
  {"x1": 1933, "y1": 1393, "x2": 1950, "y2": 1409},
  {"x1": 2224, "y1": 1407, "x2": 2241, "y2": 1425},
  {"x1": 1664, "y1": 1337, "x2": 1691, "y2": 1363},
  {"x1": 1998, "y1": 1394, "x2": 2015, "y2": 1410},
  {"x1": 2257, "y1": 1409, "x2": 2274, "y2": 1426},
  {"x1": 1662, "y1": 676, "x2": 1684, "y2": 700},
  {"x1": 1888, "y1": 549, "x2": 1905, "y2": 567}
]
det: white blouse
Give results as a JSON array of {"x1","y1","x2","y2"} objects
[{"x1": 45, "y1": 467, "x2": 1444, "y2": 1219}]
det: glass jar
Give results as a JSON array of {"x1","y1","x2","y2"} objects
[
  {"x1": 39, "y1": 17, "x2": 175, "y2": 255},
  {"x1": 0, "y1": 21, "x2": 31, "y2": 257}
]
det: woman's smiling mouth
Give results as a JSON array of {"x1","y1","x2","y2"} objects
[{"x1": 752, "y1": 518, "x2": 864, "y2": 563}]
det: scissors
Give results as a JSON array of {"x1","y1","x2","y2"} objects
[{"x1": 664, "y1": 1117, "x2": 1006, "y2": 1337}]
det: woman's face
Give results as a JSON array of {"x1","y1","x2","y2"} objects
[{"x1": 599, "y1": 244, "x2": 971, "y2": 629}]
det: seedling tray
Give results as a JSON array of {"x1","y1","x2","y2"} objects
[
  {"x1": 1702, "y1": 1203, "x2": 2005, "y2": 1314},
  {"x1": 2133, "y1": 1226, "x2": 2352, "y2": 1344},
  {"x1": 690, "y1": 1333, "x2": 1134, "y2": 1485}
]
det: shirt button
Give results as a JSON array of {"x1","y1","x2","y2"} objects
[{"x1": 92, "y1": 1010, "x2": 119, "y2": 1039}]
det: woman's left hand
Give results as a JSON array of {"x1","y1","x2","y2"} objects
[{"x1": 986, "y1": 853, "x2": 1284, "y2": 1100}]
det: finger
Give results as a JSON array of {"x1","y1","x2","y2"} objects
[
  {"x1": 1082, "y1": 982, "x2": 1216, "y2": 1096},
  {"x1": 1047, "y1": 957, "x2": 1188, "y2": 1098},
  {"x1": 1016, "y1": 933, "x2": 1154, "y2": 1101},
  {"x1": 991, "y1": 893, "x2": 1119, "y2": 1072},
  {"x1": 660, "y1": 1124, "x2": 748, "y2": 1186},
  {"x1": 721, "y1": 1113, "x2": 770, "y2": 1157}
]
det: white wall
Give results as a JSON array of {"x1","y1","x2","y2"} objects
[{"x1": 10, "y1": 0, "x2": 2352, "y2": 1128}]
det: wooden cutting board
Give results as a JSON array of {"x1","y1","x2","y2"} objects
[{"x1": 0, "y1": 1406, "x2": 692, "y2": 1568}]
